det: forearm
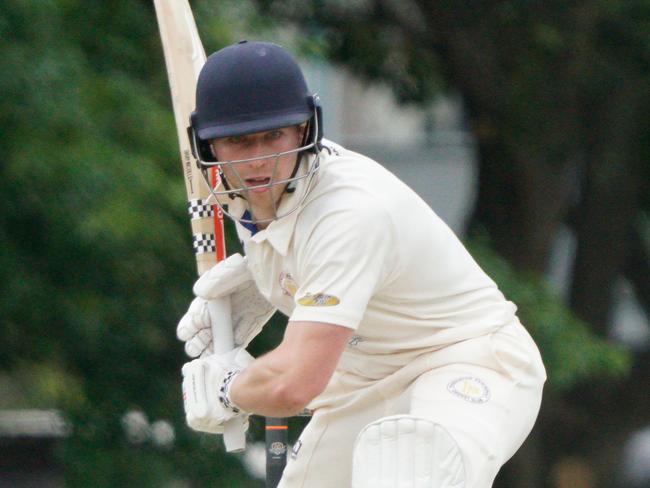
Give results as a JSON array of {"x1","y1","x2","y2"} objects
[
  {"x1": 229, "y1": 349, "x2": 312, "y2": 417},
  {"x1": 228, "y1": 321, "x2": 351, "y2": 417}
]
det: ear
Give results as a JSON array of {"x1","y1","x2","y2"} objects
[{"x1": 209, "y1": 141, "x2": 218, "y2": 159}]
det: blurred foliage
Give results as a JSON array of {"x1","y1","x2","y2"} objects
[
  {"x1": 0, "y1": 0, "x2": 263, "y2": 485},
  {"x1": 467, "y1": 234, "x2": 631, "y2": 392}
]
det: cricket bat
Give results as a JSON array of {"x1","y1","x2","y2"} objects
[{"x1": 153, "y1": 0, "x2": 246, "y2": 453}]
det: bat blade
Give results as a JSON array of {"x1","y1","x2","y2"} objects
[
  {"x1": 153, "y1": 0, "x2": 226, "y2": 272},
  {"x1": 153, "y1": 0, "x2": 244, "y2": 452}
]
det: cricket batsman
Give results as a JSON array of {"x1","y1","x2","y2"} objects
[{"x1": 176, "y1": 40, "x2": 546, "y2": 487}]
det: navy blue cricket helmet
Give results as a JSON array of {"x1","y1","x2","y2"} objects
[{"x1": 189, "y1": 40, "x2": 322, "y2": 163}]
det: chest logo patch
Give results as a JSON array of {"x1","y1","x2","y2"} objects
[
  {"x1": 279, "y1": 272, "x2": 298, "y2": 297},
  {"x1": 297, "y1": 292, "x2": 340, "y2": 307}
]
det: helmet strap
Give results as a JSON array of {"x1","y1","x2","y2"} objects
[
  {"x1": 285, "y1": 118, "x2": 315, "y2": 194},
  {"x1": 216, "y1": 167, "x2": 240, "y2": 200}
]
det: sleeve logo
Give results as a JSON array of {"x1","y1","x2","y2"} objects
[{"x1": 297, "y1": 293, "x2": 340, "y2": 307}]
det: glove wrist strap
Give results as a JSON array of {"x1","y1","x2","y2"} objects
[{"x1": 218, "y1": 369, "x2": 245, "y2": 414}]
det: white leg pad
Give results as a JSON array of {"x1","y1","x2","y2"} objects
[{"x1": 352, "y1": 415, "x2": 466, "y2": 488}]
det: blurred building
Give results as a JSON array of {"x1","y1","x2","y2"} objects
[
  {"x1": 0, "y1": 410, "x2": 66, "y2": 487},
  {"x1": 302, "y1": 60, "x2": 477, "y2": 236}
]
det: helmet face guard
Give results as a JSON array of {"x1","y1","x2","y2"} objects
[
  {"x1": 189, "y1": 105, "x2": 322, "y2": 225},
  {"x1": 187, "y1": 41, "x2": 324, "y2": 226}
]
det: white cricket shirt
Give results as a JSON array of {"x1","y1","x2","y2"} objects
[{"x1": 232, "y1": 140, "x2": 517, "y2": 376}]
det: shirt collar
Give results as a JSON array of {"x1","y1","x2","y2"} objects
[
  {"x1": 250, "y1": 207, "x2": 300, "y2": 256},
  {"x1": 228, "y1": 154, "x2": 319, "y2": 256}
]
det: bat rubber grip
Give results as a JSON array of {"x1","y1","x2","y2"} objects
[
  {"x1": 207, "y1": 296, "x2": 234, "y2": 354},
  {"x1": 207, "y1": 296, "x2": 247, "y2": 451}
]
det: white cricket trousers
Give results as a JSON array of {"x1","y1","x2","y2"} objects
[{"x1": 277, "y1": 319, "x2": 546, "y2": 488}]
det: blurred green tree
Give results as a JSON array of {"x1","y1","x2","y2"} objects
[{"x1": 0, "y1": 0, "x2": 264, "y2": 485}]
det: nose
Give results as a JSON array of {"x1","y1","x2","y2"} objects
[
  {"x1": 240, "y1": 139, "x2": 274, "y2": 168},
  {"x1": 245, "y1": 155, "x2": 269, "y2": 169}
]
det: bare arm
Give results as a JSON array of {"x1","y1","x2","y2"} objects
[{"x1": 229, "y1": 321, "x2": 353, "y2": 417}]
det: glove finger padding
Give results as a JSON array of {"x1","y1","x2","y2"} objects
[
  {"x1": 185, "y1": 328, "x2": 213, "y2": 358},
  {"x1": 177, "y1": 297, "x2": 213, "y2": 358},
  {"x1": 181, "y1": 348, "x2": 254, "y2": 434},
  {"x1": 176, "y1": 297, "x2": 207, "y2": 341},
  {"x1": 193, "y1": 253, "x2": 251, "y2": 299}
]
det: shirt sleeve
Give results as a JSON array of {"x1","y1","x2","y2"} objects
[{"x1": 289, "y1": 198, "x2": 397, "y2": 329}]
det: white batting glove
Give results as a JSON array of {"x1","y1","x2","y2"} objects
[
  {"x1": 181, "y1": 347, "x2": 253, "y2": 434},
  {"x1": 176, "y1": 253, "x2": 276, "y2": 357}
]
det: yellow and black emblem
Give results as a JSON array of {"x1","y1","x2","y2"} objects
[{"x1": 297, "y1": 292, "x2": 340, "y2": 307}]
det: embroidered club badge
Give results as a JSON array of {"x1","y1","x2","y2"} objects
[
  {"x1": 447, "y1": 376, "x2": 491, "y2": 404},
  {"x1": 297, "y1": 292, "x2": 340, "y2": 306}
]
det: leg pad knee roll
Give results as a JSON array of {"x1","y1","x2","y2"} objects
[{"x1": 352, "y1": 415, "x2": 465, "y2": 488}]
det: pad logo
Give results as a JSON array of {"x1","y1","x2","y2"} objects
[
  {"x1": 279, "y1": 272, "x2": 298, "y2": 297},
  {"x1": 297, "y1": 293, "x2": 340, "y2": 307},
  {"x1": 447, "y1": 376, "x2": 490, "y2": 404},
  {"x1": 269, "y1": 441, "x2": 287, "y2": 456}
]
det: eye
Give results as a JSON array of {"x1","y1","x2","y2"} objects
[
  {"x1": 227, "y1": 135, "x2": 246, "y2": 145},
  {"x1": 266, "y1": 130, "x2": 283, "y2": 141}
]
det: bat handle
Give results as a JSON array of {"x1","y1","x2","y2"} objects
[
  {"x1": 207, "y1": 296, "x2": 235, "y2": 354},
  {"x1": 223, "y1": 416, "x2": 247, "y2": 452},
  {"x1": 207, "y1": 296, "x2": 247, "y2": 452}
]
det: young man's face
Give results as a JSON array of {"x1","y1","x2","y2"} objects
[{"x1": 210, "y1": 125, "x2": 305, "y2": 225}]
